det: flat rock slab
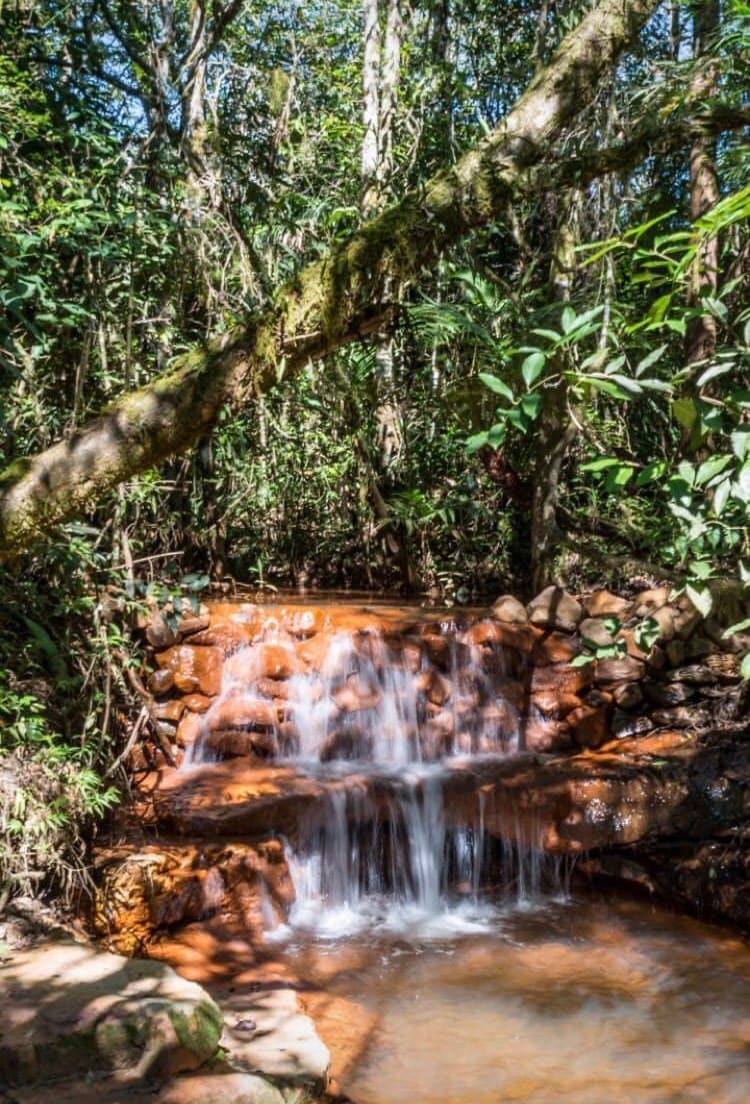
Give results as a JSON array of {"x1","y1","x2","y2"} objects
[
  {"x1": 0, "y1": 940, "x2": 222, "y2": 1087},
  {"x1": 221, "y1": 988, "x2": 330, "y2": 1088},
  {"x1": 1, "y1": 1069, "x2": 305, "y2": 1104}
]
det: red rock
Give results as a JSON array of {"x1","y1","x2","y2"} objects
[
  {"x1": 225, "y1": 642, "x2": 305, "y2": 682},
  {"x1": 176, "y1": 711, "x2": 204, "y2": 748},
  {"x1": 297, "y1": 632, "x2": 337, "y2": 673},
  {"x1": 617, "y1": 628, "x2": 648, "y2": 660},
  {"x1": 156, "y1": 645, "x2": 223, "y2": 696},
  {"x1": 187, "y1": 621, "x2": 255, "y2": 652},
  {"x1": 466, "y1": 619, "x2": 537, "y2": 653},
  {"x1": 421, "y1": 633, "x2": 449, "y2": 669},
  {"x1": 204, "y1": 729, "x2": 274, "y2": 758},
  {"x1": 153, "y1": 699, "x2": 185, "y2": 724},
  {"x1": 401, "y1": 639, "x2": 425, "y2": 673},
  {"x1": 277, "y1": 606, "x2": 327, "y2": 637},
  {"x1": 530, "y1": 664, "x2": 593, "y2": 695},
  {"x1": 333, "y1": 677, "x2": 381, "y2": 713},
  {"x1": 530, "y1": 631, "x2": 582, "y2": 665},
  {"x1": 568, "y1": 704, "x2": 611, "y2": 749},
  {"x1": 183, "y1": 694, "x2": 212, "y2": 714},
  {"x1": 529, "y1": 691, "x2": 583, "y2": 719},
  {"x1": 207, "y1": 695, "x2": 277, "y2": 731},
  {"x1": 415, "y1": 669, "x2": 452, "y2": 707},
  {"x1": 583, "y1": 590, "x2": 631, "y2": 618},
  {"x1": 522, "y1": 714, "x2": 573, "y2": 752}
]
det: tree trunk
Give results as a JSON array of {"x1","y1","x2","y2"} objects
[
  {"x1": 685, "y1": 0, "x2": 720, "y2": 368},
  {"x1": 0, "y1": 0, "x2": 680, "y2": 559}
]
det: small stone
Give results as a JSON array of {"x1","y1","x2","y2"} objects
[
  {"x1": 491, "y1": 595, "x2": 528, "y2": 624},
  {"x1": 579, "y1": 617, "x2": 616, "y2": 649},
  {"x1": 527, "y1": 586, "x2": 583, "y2": 633},
  {"x1": 583, "y1": 590, "x2": 631, "y2": 618}
]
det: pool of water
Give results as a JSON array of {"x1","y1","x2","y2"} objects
[{"x1": 281, "y1": 893, "x2": 750, "y2": 1104}]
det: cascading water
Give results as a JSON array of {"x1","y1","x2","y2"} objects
[{"x1": 183, "y1": 608, "x2": 568, "y2": 933}]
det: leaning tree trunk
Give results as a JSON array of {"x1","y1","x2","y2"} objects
[{"x1": 0, "y1": 0, "x2": 680, "y2": 559}]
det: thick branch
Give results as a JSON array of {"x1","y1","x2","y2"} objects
[{"x1": 0, "y1": 0, "x2": 666, "y2": 559}]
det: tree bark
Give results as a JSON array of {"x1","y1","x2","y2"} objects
[
  {"x1": 685, "y1": 0, "x2": 721, "y2": 368},
  {"x1": 0, "y1": 0, "x2": 687, "y2": 559}
]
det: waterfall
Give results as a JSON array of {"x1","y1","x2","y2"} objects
[{"x1": 182, "y1": 609, "x2": 571, "y2": 935}]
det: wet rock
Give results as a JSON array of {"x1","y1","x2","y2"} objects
[
  {"x1": 579, "y1": 618, "x2": 616, "y2": 649},
  {"x1": 183, "y1": 693, "x2": 212, "y2": 714},
  {"x1": 612, "y1": 682, "x2": 643, "y2": 710},
  {"x1": 421, "y1": 632, "x2": 450, "y2": 669},
  {"x1": 320, "y1": 728, "x2": 373, "y2": 762},
  {"x1": 491, "y1": 595, "x2": 528, "y2": 624},
  {"x1": 530, "y1": 663, "x2": 593, "y2": 696},
  {"x1": 466, "y1": 619, "x2": 536, "y2": 653},
  {"x1": 176, "y1": 711, "x2": 204, "y2": 748},
  {"x1": 611, "y1": 711, "x2": 654, "y2": 739},
  {"x1": 146, "y1": 612, "x2": 179, "y2": 650},
  {"x1": 0, "y1": 940, "x2": 222, "y2": 1087},
  {"x1": 154, "y1": 699, "x2": 186, "y2": 724},
  {"x1": 530, "y1": 631, "x2": 581, "y2": 665},
  {"x1": 528, "y1": 690, "x2": 583, "y2": 719},
  {"x1": 155, "y1": 720, "x2": 178, "y2": 742},
  {"x1": 206, "y1": 729, "x2": 277, "y2": 759},
  {"x1": 156, "y1": 645, "x2": 223, "y2": 696},
  {"x1": 206, "y1": 695, "x2": 277, "y2": 732},
  {"x1": 415, "y1": 669, "x2": 452, "y2": 707},
  {"x1": 188, "y1": 622, "x2": 255, "y2": 652},
  {"x1": 643, "y1": 680, "x2": 695, "y2": 707},
  {"x1": 594, "y1": 656, "x2": 645, "y2": 684},
  {"x1": 176, "y1": 611, "x2": 211, "y2": 638},
  {"x1": 527, "y1": 586, "x2": 583, "y2": 633},
  {"x1": 225, "y1": 643, "x2": 305, "y2": 682},
  {"x1": 583, "y1": 590, "x2": 631, "y2": 618},
  {"x1": 568, "y1": 704, "x2": 611, "y2": 749},
  {"x1": 149, "y1": 668, "x2": 175, "y2": 696},
  {"x1": 278, "y1": 605, "x2": 326, "y2": 637},
  {"x1": 333, "y1": 676, "x2": 381, "y2": 713},
  {"x1": 522, "y1": 714, "x2": 573, "y2": 752}
]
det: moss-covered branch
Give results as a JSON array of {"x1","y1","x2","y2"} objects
[{"x1": 0, "y1": 0, "x2": 667, "y2": 558}]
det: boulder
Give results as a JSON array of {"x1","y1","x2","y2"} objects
[
  {"x1": 0, "y1": 941, "x2": 222, "y2": 1087},
  {"x1": 527, "y1": 586, "x2": 583, "y2": 633},
  {"x1": 176, "y1": 712, "x2": 204, "y2": 749},
  {"x1": 568, "y1": 704, "x2": 611, "y2": 749},
  {"x1": 522, "y1": 714, "x2": 573, "y2": 753},
  {"x1": 491, "y1": 595, "x2": 528, "y2": 624},
  {"x1": 149, "y1": 669, "x2": 175, "y2": 696},
  {"x1": 612, "y1": 682, "x2": 643, "y2": 710},
  {"x1": 633, "y1": 587, "x2": 671, "y2": 616},
  {"x1": 188, "y1": 622, "x2": 255, "y2": 652},
  {"x1": 145, "y1": 613, "x2": 178, "y2": 650},
  {"x1": 583, "y1": 590, "x2": 631, "y2": 618},
  {"x1": 277, "y1": 605, "x2": 326, "y2": 637},
  {"x1": 465, "y1": 619, "x2": 536, "y2": 653},
  {"x1": 225, "y1": 643, "x2": 305, "y2": 682},
  {"x1": 182, "y1": 694, "x2": 212, "y2": 714},
  {"x1": 206, "y1": 696, "x2": 277, "y2": 732},
  {"x1": 153, "y1": 699, "x2": 185, "y2": 724},
  {"x1": 156, "y1": 645, "x2": 223, "y2": 697},
  {"x1": 530, "y1": 631, "x2": 582, "y2": 665},
  {"x1": 578, "y1": 617, "x2": 616, "y2": 649},
  {"x1": 594, "y1": 655, "x2": 645, "y2": 685},
  {"x1": 530, "y1": 663, "x2": 593, "y2": 696}
]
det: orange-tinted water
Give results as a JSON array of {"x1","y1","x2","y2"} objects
[{"x1": 284, "y1": 893, "x2": 750, "y2": 1104}]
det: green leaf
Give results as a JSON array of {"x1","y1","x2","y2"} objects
[
  {"x1": 487, "y1": 422, "x2": 506, "y2": 447},
  {"x1": 466, "y1": 432, "x2": 489, "y2": 453},
  {"x1": 635, "y1": 460, "x2": 668, "y2": 486},
  {"x1": 478, "y1": 373, "x2": 514, "y2": 402},
  {"x1": 731, "y1": 430, "x2": 750, "y2": 460},
  {"x1": 741, "y1": 653, "x2": 750, "y2": 681},
  {"x1": 634, "y1": 617, "x2": 660, "y2": 652},
  {"x1": 685, "y1": 584, "x2": 713, "y2": 618},
  {"x1": 713, "y1": 477, "x2": 732, "y2": 517},
  {"x1": 570, "y1": 653, "x2": 595, "y2": 667},
  {"x1": 695, "y1": 454, "x2": 732, "y2": 486},
  {"x1": 560, "y1": 306, "x2": 576, "y2": 334},
  {"x1": 635, "y1": 344, "x2": 667, "y2": 377},
  {"x1": 581, "y1": 457, "x2": 620, "y2": 473},
  {"x1": 696, "y1": 362, "x2": 733, "y2": 387},
  {"x1": 520, "y1": 393, "x2": 542, "y2": 420},
  {"x1": 521, "y1": 352, "x2": 545, "y2": 387}
]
